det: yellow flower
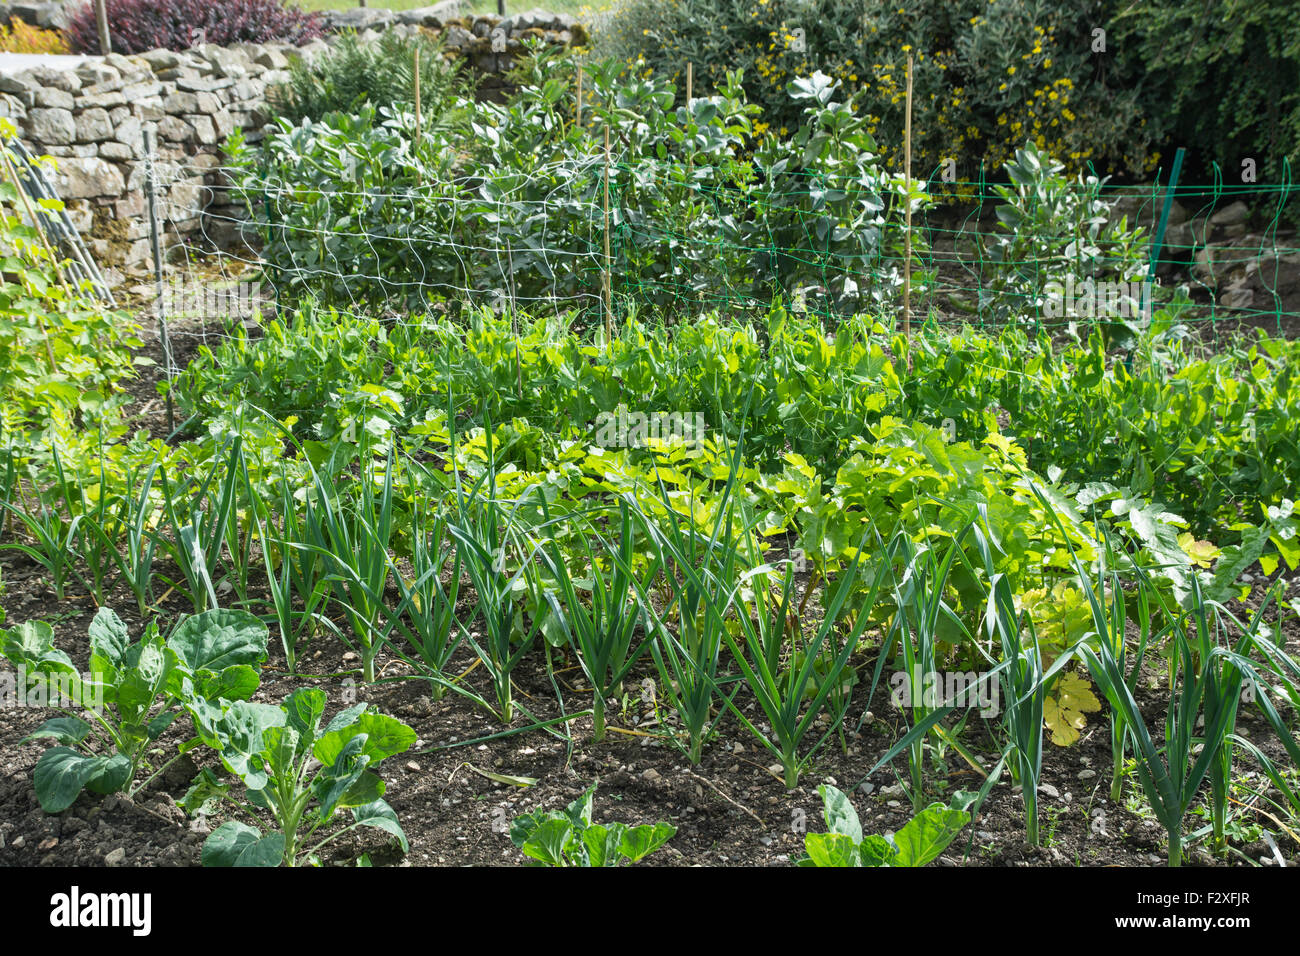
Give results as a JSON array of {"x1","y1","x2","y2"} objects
[
  {"x1": 1007, "y1": 66, "x2": 1016, "y2": 75},
  {"x1": 1043, "y1": 58, "x2": 1052, "y2": 68}
]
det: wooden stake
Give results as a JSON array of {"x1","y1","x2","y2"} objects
[
  {"x1": 575, "y1": 66, "x2": 583, "y2": 130},
  {"x1": 603, "y1": 124, "x2": 613, "y2": 340},
  {"x1": 413, "y1": 47, "x2": 422, "y2": 149},
  {"x1": 94, "y1": 0, "x2": 111, "y2": 55},
  {"x1": 902, "y1": 54, "x2": 913, "y2": 364}
]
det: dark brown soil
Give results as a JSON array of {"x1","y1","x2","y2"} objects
[{"x1": 1, "y1": 551, "x2": 1297, "y2": 868}]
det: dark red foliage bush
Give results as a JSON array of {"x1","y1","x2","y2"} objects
[{"x1": 65, "y1": 0, "x2": 325, "y2": 55}]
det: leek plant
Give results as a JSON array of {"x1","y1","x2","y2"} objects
[
  {"x1": 972, "y1": 522, "x2": 1085, "y2": 847},
  {"x1": 1077, "y1": 561, "x2": 1278, "y2": 866},
  {"x1": 156, "y1": 437, "x2": 243, "y2": 612},
  {"x1": 445, "y1": 476, "x2": 545, "y2": 723},
  {"x1": 881, "y1": 533, "x2": 972, "y2": 811},
  {"x1": 715, "y1": 528, "x2": 891, "y2": 789},
  {"x1": 383, "y1": 483, "x2": 464, "y2": 700},
  {"x1": 0, "y1": 493, "x2": 81, "y2": 600},
  {"x1": 256, "y1": 472, "x2": 336, "y2": 674},
  {"x1": 631, "y1": 457, "x2": 753, "y2": 765},
  {"x1": 1151, "y1": 580, "x2": 1300, "y2": 857},
  {"x1": 305, "y1": 452, "x2": 397, "y2": 684},
  {"x1": 536, "y1": 501, "x2": 659, "y2": 742},
  {"x1": 109, "y1": 455, "x2": 163, "y2": 615},
  {"x1": 63, "y1": 449, "x2": 122, "y2": 606}
]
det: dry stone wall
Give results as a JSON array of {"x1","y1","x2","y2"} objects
[{"x1": 0, "y1": 6, "x2": 582, "y2": 281}]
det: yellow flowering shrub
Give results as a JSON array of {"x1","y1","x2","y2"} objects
[{"x1": 596, "y1": 0, "x2": 1157, "y2": 189}]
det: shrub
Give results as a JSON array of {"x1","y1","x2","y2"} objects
[
  {"x1": 1111, "y1": 0, "x2": 1300, "y2": 186},
  {"x1": 596, "y1": 0, "x2": 1155, "y2": 180},
  {"x1": 64, "y1": 0, "x2": 323, "y2": 55},
  {"x1": 0, "y1": 18, "x2": 68, "y2": 54},
  {"x1": 268, "y1": 30, "x2": 466, "y2": 126}
]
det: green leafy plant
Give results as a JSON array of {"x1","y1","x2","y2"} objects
[
  {"x1": 974, "y1": 141, "x2": 1151, "y2": 329},
  {"x1": 184, "y1": 687, "x2": 415, "y2": 867},
  {"x1": 509, "y1": 783, "x2": 676, "y2": 867},
  {"x1": 798, "y1": 785, "x2": 971, "y2": 867},
  {"x1": 2, "y1": 606, "x2": 268, "y2": 812}
]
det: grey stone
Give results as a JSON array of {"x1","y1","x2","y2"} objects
[
  {"x1": 113, "y1": 114, "x2": 143, "y2": 150},
  {"x1": 122, "y1": 80, "x2": 164, "y2": 101},
  {"x1": 176, "y1": 75, "x2": 235, "y2": 94},
  {"x1": 63, "y1": 199, "x2": 93, "y2": 232},
  {"x1": 98, "y1": 141, "x2": 133, "y2": 161},
  {"x1": 0, "y1": 93, "x2": 26, "y2": 121},
  {"x1": 11, "y1": 2, "x2": 70, "y2": 29},
  {"x1": 114, "y1": 193, "x2": 146, "y2": 218},
  {"x1": 324, "y1": 8, "x2": 395, "y2": 31},
  {"x1": 183, "y1": 114, "x2": 217, "y2": 144},
  {"x1": 32, "y1": 86, "x2": 73, "y2": 109},
  {"x1": 75, "y1": 63, "x2": 119, "y2": 87},
  {"x1": 51, "y1": 156, "x2": 126, "y2": 199},
  {"x1": 28, "y1": 66, "x2": 80, "y2": 94},
  {"x1": 442, "y1": 25, "x2": 474, "y2": 50},
  {"x1": 78, "y1": 89, "x2": 127, "y2": 110},
  {"x1": 1210, "y1": 200, "x2": 1249, "y2": 228},
  {"x1": 74, "y1": 107, "x2": 112, "y2": 141},
  {"x1": 26, "y1": 106, "x2": 75, "y2": 144},
  {"x1": 253, "y1": 47, "x2": 289, "y2": 71},
  {"x1": 140, "y1": 48, "x2": 183, "y2": 72},
  {"x1": 209, "y1": 109, "x2": 234, "y2": 140},
  {"x1": 1252, "y1": 252, "x2": 1300, "y2": 295},
  {"x1": 0, "y1": 74, "x2": 34, "y2": 107},
  {"x1": 157, "y1": 114, "x2": 195, "y2": 143},
  {"x1": 501, "y1": 7, "x2": 559, "y2": 32}
]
